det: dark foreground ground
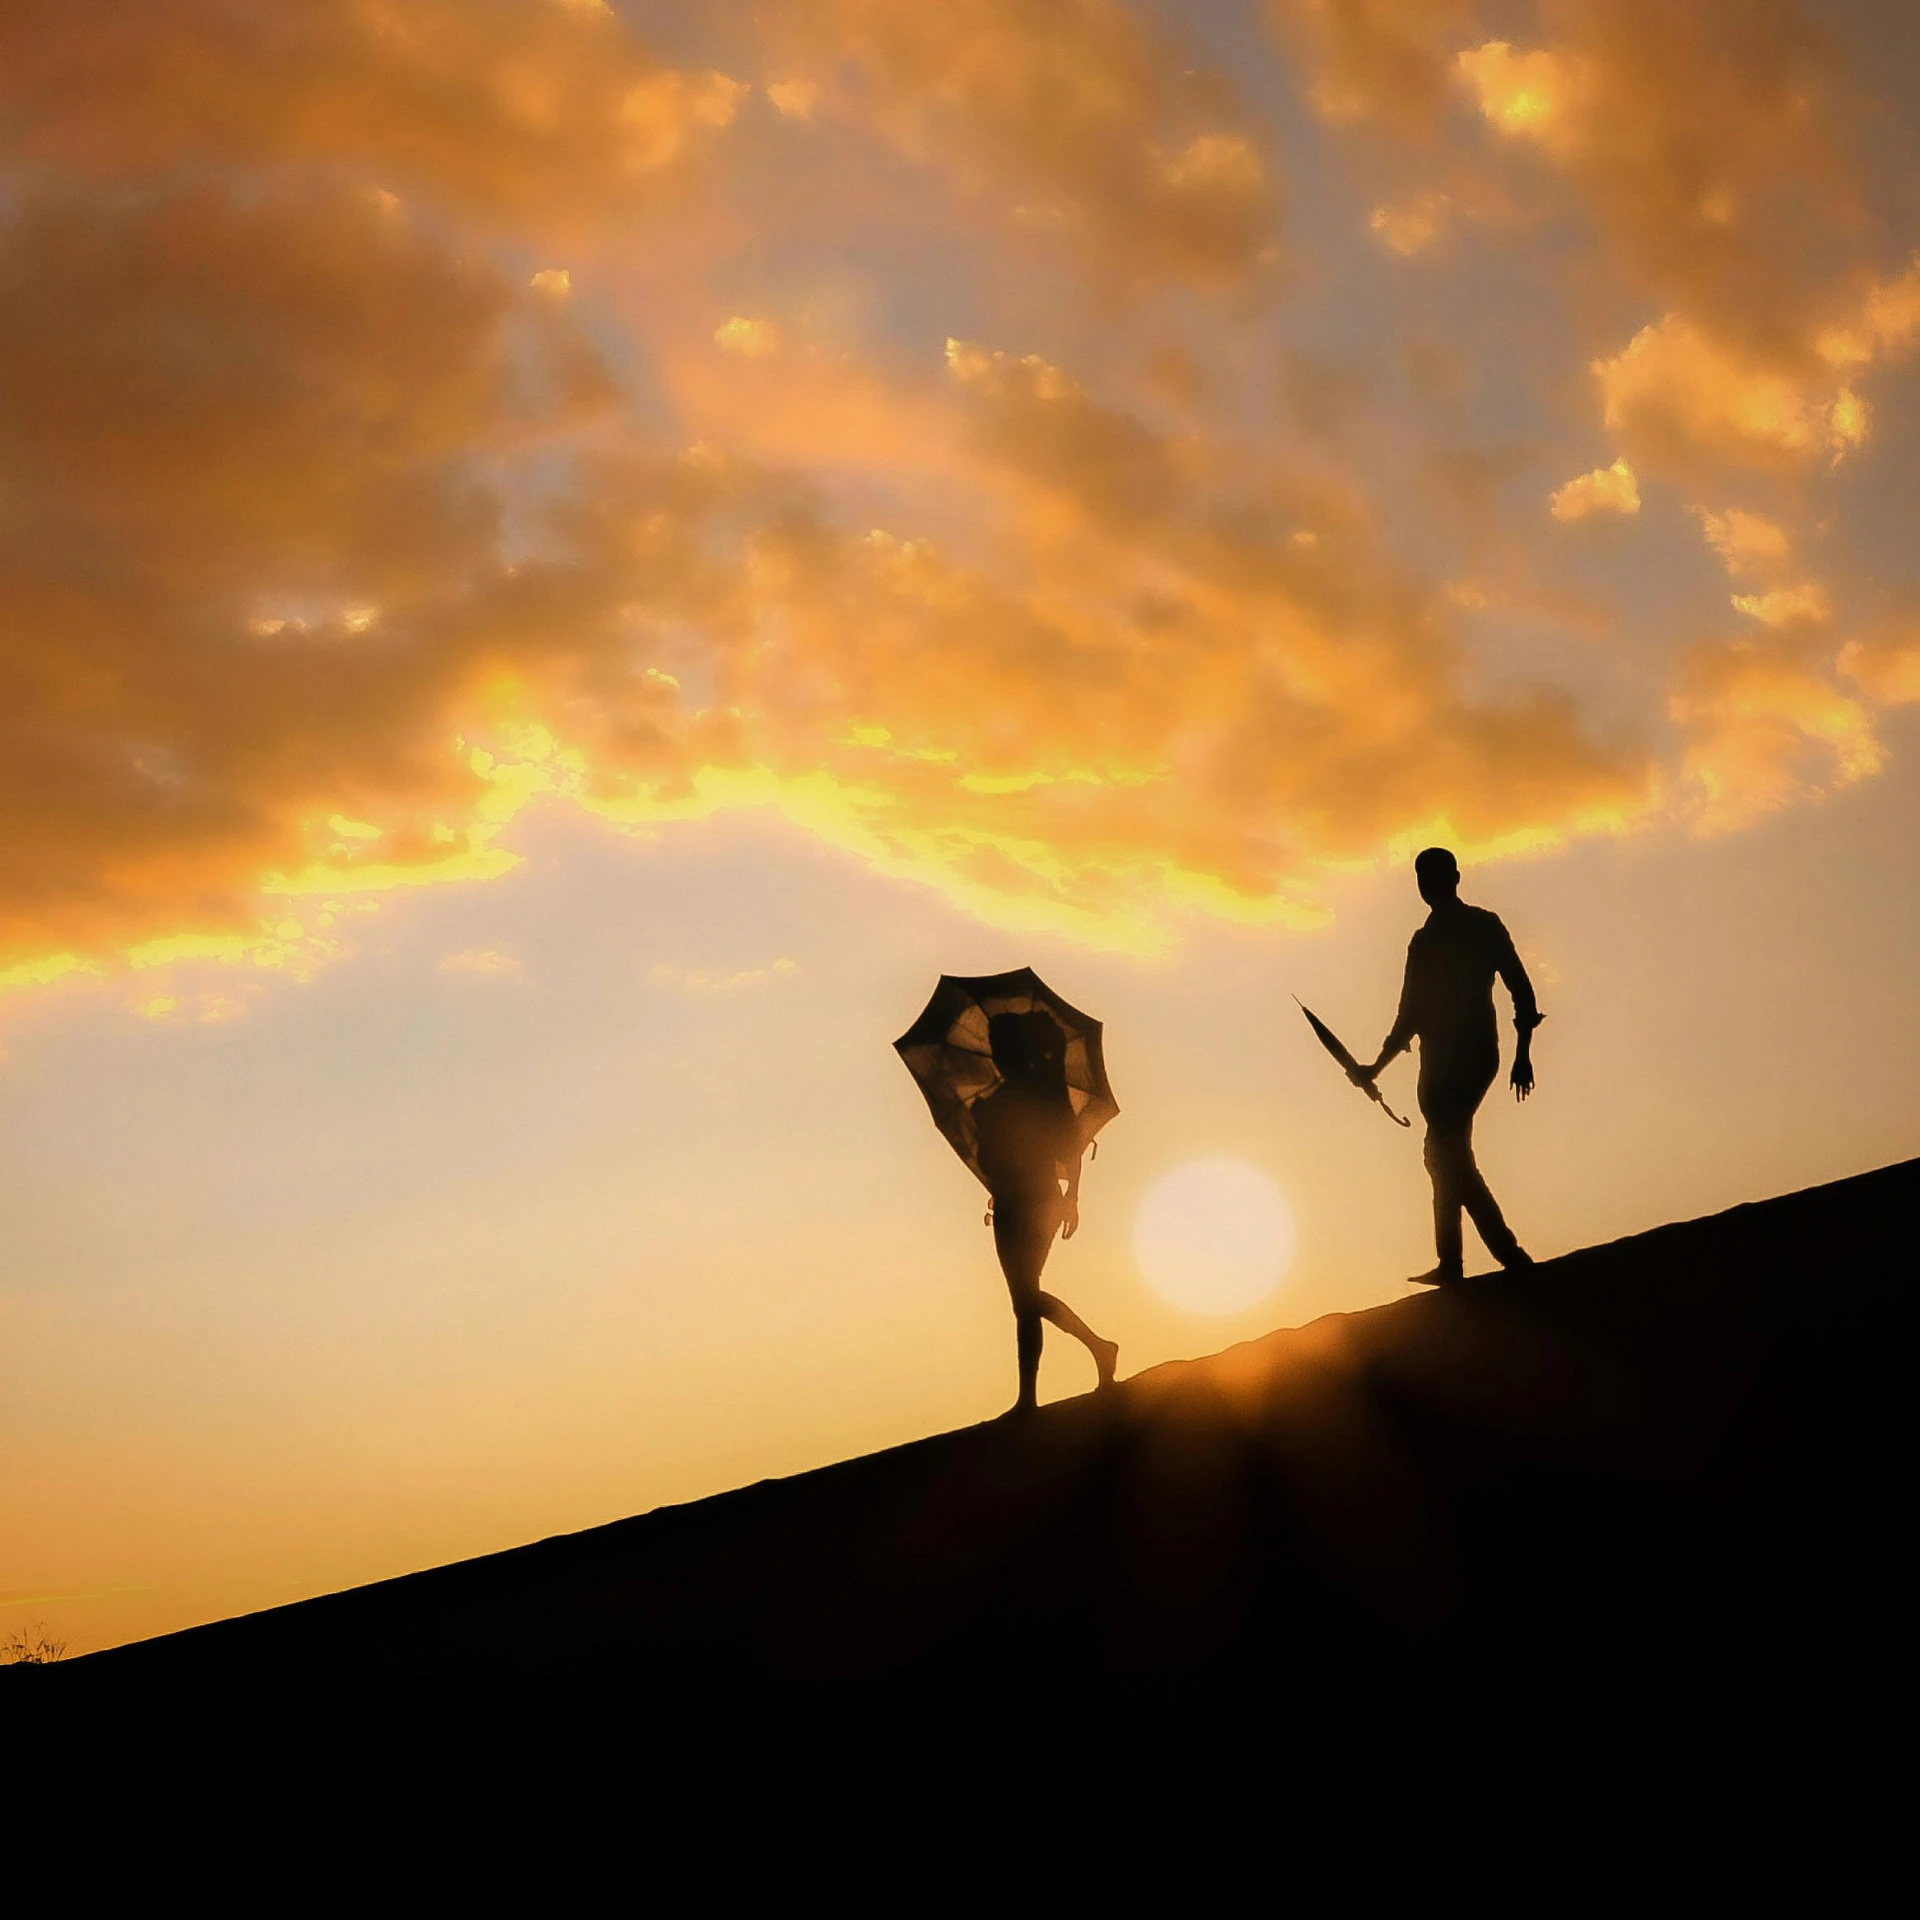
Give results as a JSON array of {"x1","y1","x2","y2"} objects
[{"x1": 15, "y1": 1161, "x2": 1912, "y2": 1816}]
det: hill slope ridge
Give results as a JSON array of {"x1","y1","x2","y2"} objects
[{"x1": 28, "y1": 1158, "x2": 1915, "y2": 1790}]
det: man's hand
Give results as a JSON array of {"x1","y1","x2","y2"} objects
[
  {"x1": 1061, "y1": 1195, "x2": 1081, "y2": 1240},
  {"x1": 1348, "y1": 1057, "x2": 1381, "y2": 1089},
  {"x1": 1511, "y1": 1051, "x2": 1534, "y2": 1101}
]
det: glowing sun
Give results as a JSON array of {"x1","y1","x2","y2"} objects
[{"x1": 1134, "y1": 1160, "x2": 1296, "y2": 1315}]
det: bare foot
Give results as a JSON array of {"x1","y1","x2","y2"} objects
[{"x1": 1093, "y1": 1338, "x2": 1119, "y2": 1388}]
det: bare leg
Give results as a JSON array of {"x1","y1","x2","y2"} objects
[
  {"x1": 1014, "y1": 1306, "x2": 1044, "y2": 1411},
  {"x1": 995, "y1": 1206, "x2": 1050, "y2": 1411},
  {"x1": 994, "y1": 1201, "x2": 1117, "y2": 1406},
  {"x1": 1038, "y1": 1292, "x2": 1118, "y2": 1387}
]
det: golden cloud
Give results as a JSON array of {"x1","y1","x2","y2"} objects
[
  {"x1": 1731, "y1": 583, "x2": 1831, "y2": 629},
  {"x1": 778, "y1": 0, "x2": 1281, "y2": 284},
  {"x1": 0, "y1": 174, "x2": 612, "y2": 963},
  {"x1": 1696, "y1": 507, "x2": 1791, "y2": 577},
  {"x1": 766, "y1": 79, "x2": 821, "y2": 122},
  {"x1": 131, "y1": 987, "x2": 254, "y2": 1024},
  {"x1": 1670, "y1": 634, "x2": 1881, "y2": 834},
  {"x1": 0, "y1": 0, "x2": 744, "y2": 234},
  {"x1": 592, "y1": 340, "x2": 1655, "y2": 939},
  {"x1": 441, "y1": 949, "x2": 521, "y2": 977},
  {"x1": 1549, "y1": 459, "x2": 1639, "y2": 522},
  {"x1": 715, "y1": 315, "x2": 784, "y2": 358},
  {"x1": 0, "y1": 128, "x2": 1649, "y2": 977},
  {"x1": 1369, "y1": 190, "x2": 1450, "y2": 256},
  {"x1": 1462, "y1": 6, "x2": 1857, "y2": 340},
  {"x1": 1839, "y1": 631, "x2": 1920, "y2": 707},
  {"x1": 651, "y1": 958, "x2": 800, "y2": 994},
  {"x1": 1455, "y1": 40, "x2": 1581, "y2": 147},
  {"x1": 1279, "y1": 5, "x2": 1913, "y2": 492},
  {"x1": 1269, "y1": 0, "x2": 1483, "y2": 133},
  {"x1": 1271, "y1": 6, "x2": 1915, "y2": 849},
  {"x1": 1816, "y1": 258, "x2": 1920, "y2": 370},
  {"x1": 0, "y1": 0, "x2": 1910, "y2": 996},
  {"x1": 1594, "y1": 315, "x2": 1867, "y2": 479}
]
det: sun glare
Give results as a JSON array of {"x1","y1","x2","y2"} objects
[{"x1": 1134, "y1": 1160, "x2": 1296, "y2": 1315}]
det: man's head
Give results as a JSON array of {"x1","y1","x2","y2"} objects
[{"x1": 1415, "y1": 846, "x2": 1461, "y2": 908}]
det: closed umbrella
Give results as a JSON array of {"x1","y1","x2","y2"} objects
[{"x1": 1296, "y1": 996, "x2": 1412, "y2": 1127}]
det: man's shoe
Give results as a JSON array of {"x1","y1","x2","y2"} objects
[
  {"x1": 1499, "y1": 1246, "x2": 1536, "y2": 1271},
  {"x1": 1407, "y1": 1263, "x2": 1465, "y2": 1287}
]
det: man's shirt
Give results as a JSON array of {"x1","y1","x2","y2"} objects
[{"x1": 1383, "y1": 903, "x2": 1540, "y2": 1067}]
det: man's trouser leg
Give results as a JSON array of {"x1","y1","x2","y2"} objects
[
  {"x1": 1453, "y1": 1121, "x2": 1523, "y2": 1265},
  {"x1": 1422, "y1": 1121, "x2": 1468, "y2": 1274},
  {"x1": 1421, "y1": 1059, "x2": 1523, "y2": 1270}
]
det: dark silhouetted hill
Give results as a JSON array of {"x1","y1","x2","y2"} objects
[{"x1": 16, "y1": 1161, "x2": 1912, "y2": 1816}]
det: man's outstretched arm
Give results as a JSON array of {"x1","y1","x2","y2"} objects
[{"x1": 1494, "y1": 923, "x2": 1543, "y2": 1100}]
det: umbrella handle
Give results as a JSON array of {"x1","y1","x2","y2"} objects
[{"x1": 1377, "y1": 1091, "x2": 1413, "y2": 1128}]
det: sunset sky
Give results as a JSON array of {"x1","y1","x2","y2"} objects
[{"x1": 5, "y1": 0, "x2": 1918, "y2": 1655}]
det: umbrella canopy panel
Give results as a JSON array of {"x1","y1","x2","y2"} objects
[{"x1": 894, "y1": 967, "x2": 1119, "y2": 1188}]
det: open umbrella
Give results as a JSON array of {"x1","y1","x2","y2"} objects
[
  {"x1": 1295, "y1": 996, "x2": 1412, "y2": 1128},
  {"x1": 894, "y1": 967, "x2": 1119, "y2": 1188}
]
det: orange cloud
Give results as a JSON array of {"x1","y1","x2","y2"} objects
[
  {"x1": 0, "y1": 164, "x2": 1650, "y2": 974},
  {"x1": 0, "y1": 175, "x2": 613, "y2": 964},
  {"x1": 1455, "y1": 40, "x2": 1580, "y2": 147},
  {"x1": 441, "y1": 949, "x2": 521, "y2": 977},
  {"x1": 1452, "y1": 6, "x2": 1858, "y2": 340},
  {"x1": 1278, "y1": 4, "x2": 1912, "y2": 491},
  {"x1": 615, "y1": 342, "x2": 1653, "y2": 935},
  {"x1": 715, "y1": 315, "x2": 783, "y2": 358},
  {"x1": 0, "y1": 0, "x2": 744, "y2": 235},
  {"x1": 1549, "y1": 459, "x2": 1639, "y2": 522},
  {"x1": 777, "y1": 0, "x2": 1281, "y2": 285},
  {"x1": 1816, "y1": 257, "x2": 1920, "y2": 370},
  {"x1": 766, "y1": 79, "x2": 821, "y2": 122},
  {"x1": 1269, "y1": 0, "x2": 1483, "y2": 133},
  {"x1": 1594, "y1": 316, "x2": 1866, "y2": 480},
  {"x1": 0, "y1": 0, "x2": 1910, "y2": 996},
  {"x1": 1697, "y1": 507, "x2": 1791, "y2": 577},
  {"x1": 1839, "y1": 630, "x2": 1920, "y2": 707},
  {"x1": 1272, "y1": 9, "x2": 1918, "y2": 848},
  {"x1": 1671, "y1": 635, "x2": 1881, "y2": 834},
  {"x1": 651, "y1": 958, "x2": 799, "y2": 994},
  {"x1": 1368, "y1": 190, "x2": 1450, "y2": 255},
  {"x1": 1731, "y1": 583, "x2": 1831, "y2": 629}
]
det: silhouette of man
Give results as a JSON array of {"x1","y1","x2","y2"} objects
[{"x1": 1353, "y1": 848, "x2": 1541, "y2": 1285}]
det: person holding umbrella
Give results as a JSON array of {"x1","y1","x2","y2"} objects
[
  {"x1": 1348, "y1": 847, "x2": 1542, "y2": 1286},
  {"x1": 895, "y1": 970, "x2": 1120, "y2": 1414},
  {"x1": 974, "y1": 1009, "x2": 1119, "y2": 1412}
]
